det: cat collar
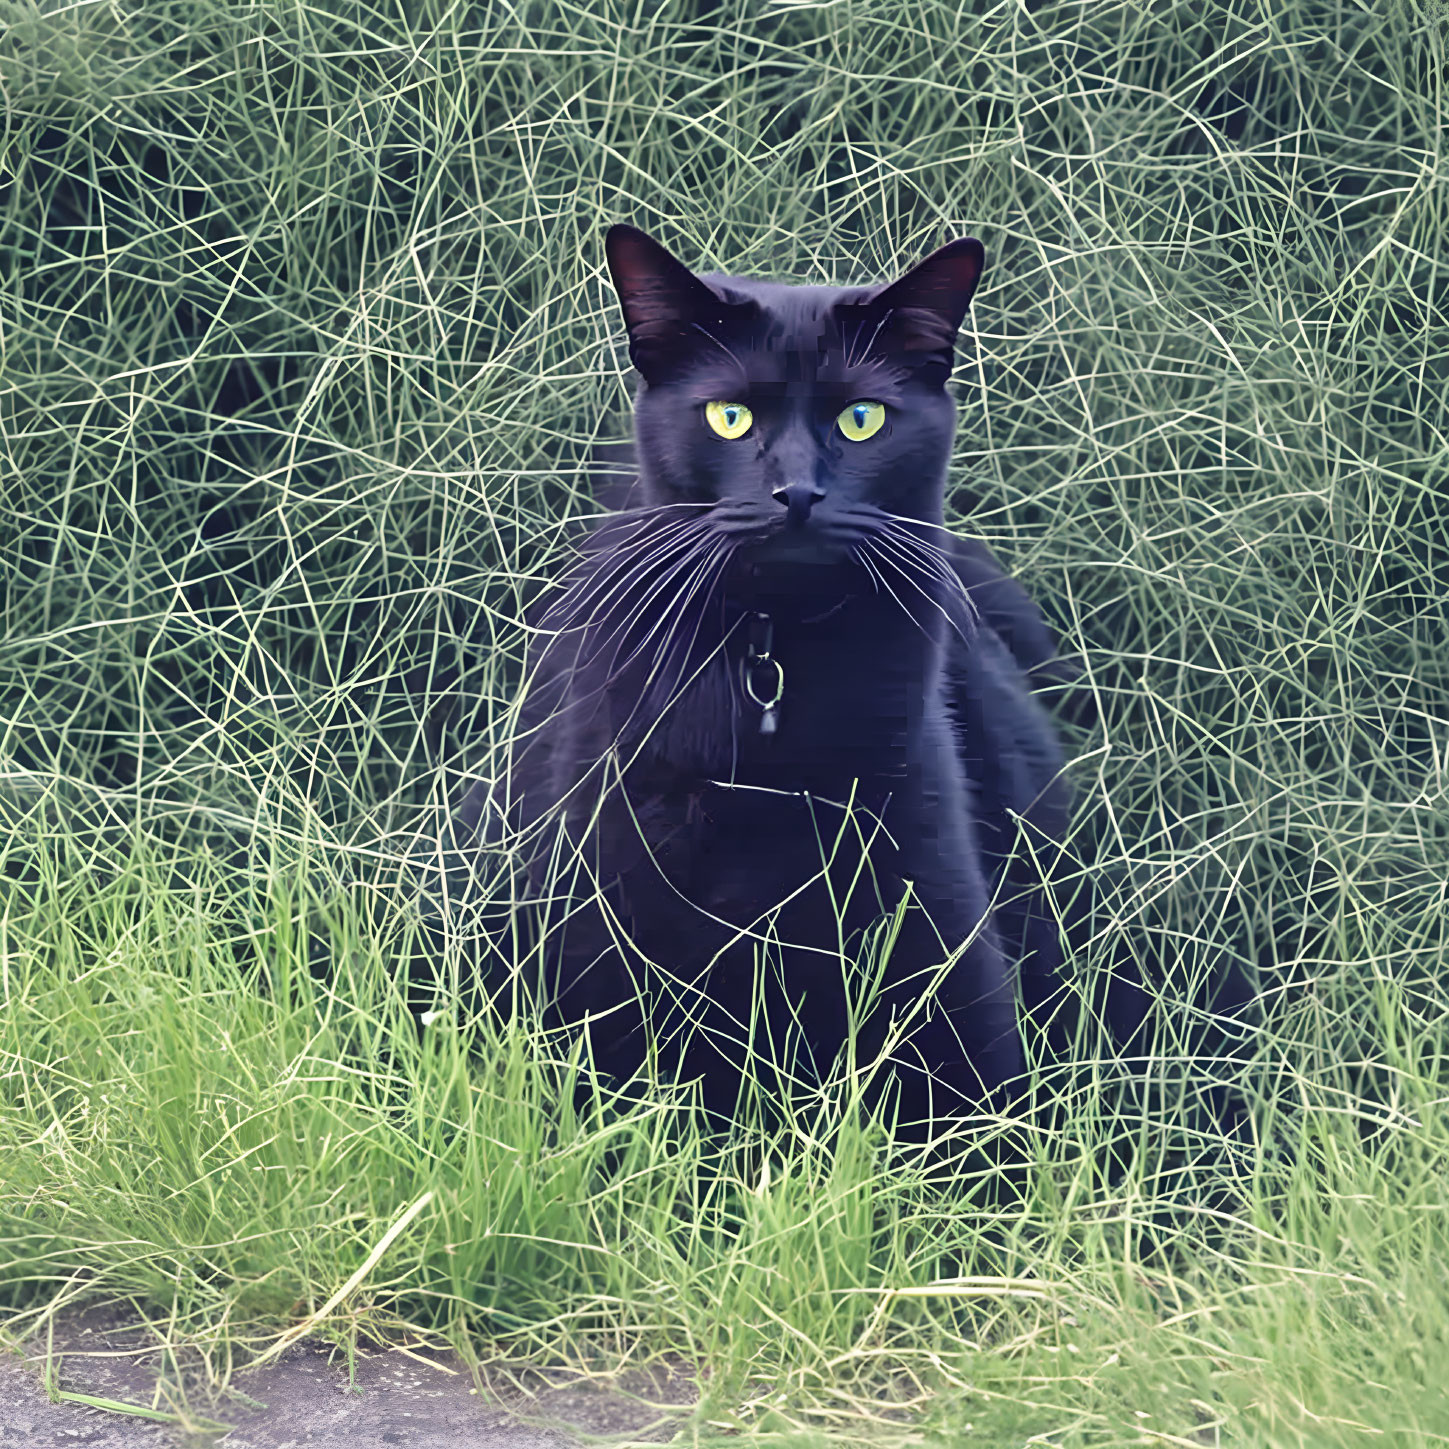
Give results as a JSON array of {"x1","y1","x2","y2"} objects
[{"x1": 742, "y1": 611, "x2": 784, "y2": 735}]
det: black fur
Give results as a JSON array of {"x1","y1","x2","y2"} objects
[{"x1": 458, "y1": 227, "x2": 1081, "y2": 1127}]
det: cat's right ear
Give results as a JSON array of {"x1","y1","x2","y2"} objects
[
  {"x1": 836, "y1": 237, "x2": 985, "y2": 385},
  {"x1": 605, "y1": 225, "x2": 747, "y2": 383}
]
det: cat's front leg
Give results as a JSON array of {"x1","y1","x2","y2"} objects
[
  {"x1": 868, "y1": 727, "x2": 1024, "y2": 1120},
  {"x1": 867, "y1": 896, "x2": 1021, "y2": 1126}
]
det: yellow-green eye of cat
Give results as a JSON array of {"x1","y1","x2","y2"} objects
[
  {"x1": 838, "y1": 400, "x2": 885, "y2": 441},
  {"x1": 705, "y1": 401, "x2": 752, "y2": 439}
]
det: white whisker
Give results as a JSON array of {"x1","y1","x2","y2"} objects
[
  {"x1": 881, "y1": 524, "x2": 981, "y2": 628},
  {"x1": 544, "y1": 516, "x2": 706, "y2": 632},
  {"x1": 854, "y1": 540, "x2": 934, "y2": 646},
  {"x1": 846, "y1": 306, "x2": 894, "y2": 369},
  {"x1": 690, "y1": 321, "x2": 750, "y2": 383},
  {"x1": 871, "y1": 532, "x2": 976, "y2": 645}
]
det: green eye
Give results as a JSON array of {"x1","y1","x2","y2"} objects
[
  {"x1": 838, "y1": 400, "x2": 885, "y2": 441},
  {"x1": 705, "y1": 401, "x2": 753, "y2": 439}
]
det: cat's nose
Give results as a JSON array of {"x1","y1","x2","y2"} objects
[{"x1": 772, "y1": 482, "x2": 826, "y2": 526}]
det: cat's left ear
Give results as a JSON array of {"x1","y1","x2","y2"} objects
[{"x1": 839, "y1": 237, "x2": 985, "y2": 383}]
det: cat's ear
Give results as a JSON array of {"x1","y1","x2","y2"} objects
[
  {"x1": 838, "y1": 237, "x2": 985, "y2": 383},
  {"x1": 605, "y1": 224, "x2": 750, "y2": 384}
]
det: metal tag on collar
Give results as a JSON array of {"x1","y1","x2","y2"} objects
[{"x1": 743, "y1": 611, "x2": 784, "y2": 735}]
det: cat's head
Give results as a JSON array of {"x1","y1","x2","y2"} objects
[{"x1": 604, "y1": 225, "x2": 983, "y2": 583}]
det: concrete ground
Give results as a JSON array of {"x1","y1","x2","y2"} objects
[{"x1": 0, "y1": 1308, "x2": 697, "y2": 1448}]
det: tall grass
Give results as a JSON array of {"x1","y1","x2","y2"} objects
[{"x1": 2, "y1": 0, "x2": 1447, "y2": 1442}]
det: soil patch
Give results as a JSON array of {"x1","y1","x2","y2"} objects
[{"x1": 0, "y1": 1308, "x2": 696, "y2": 1448}]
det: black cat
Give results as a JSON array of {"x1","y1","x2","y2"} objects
[{"x1": 457, "y1": 226, "x2": 1081, "y2": 1127}]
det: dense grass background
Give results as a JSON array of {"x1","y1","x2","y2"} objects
[{"x1": 2, "y1": 0, "x2": 1448, "y2": 1441}]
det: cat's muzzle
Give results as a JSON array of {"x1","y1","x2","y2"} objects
[{"x1": 772, "y1": 481, "x2": 827, "y2": 526}]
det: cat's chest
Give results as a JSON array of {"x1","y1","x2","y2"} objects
[
  {"x1": 604, "y1": 776, "x2": 910, "y2": 932},
  {"x1": 611, "y1": 604, "x2": 939, "y2": 786}
]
